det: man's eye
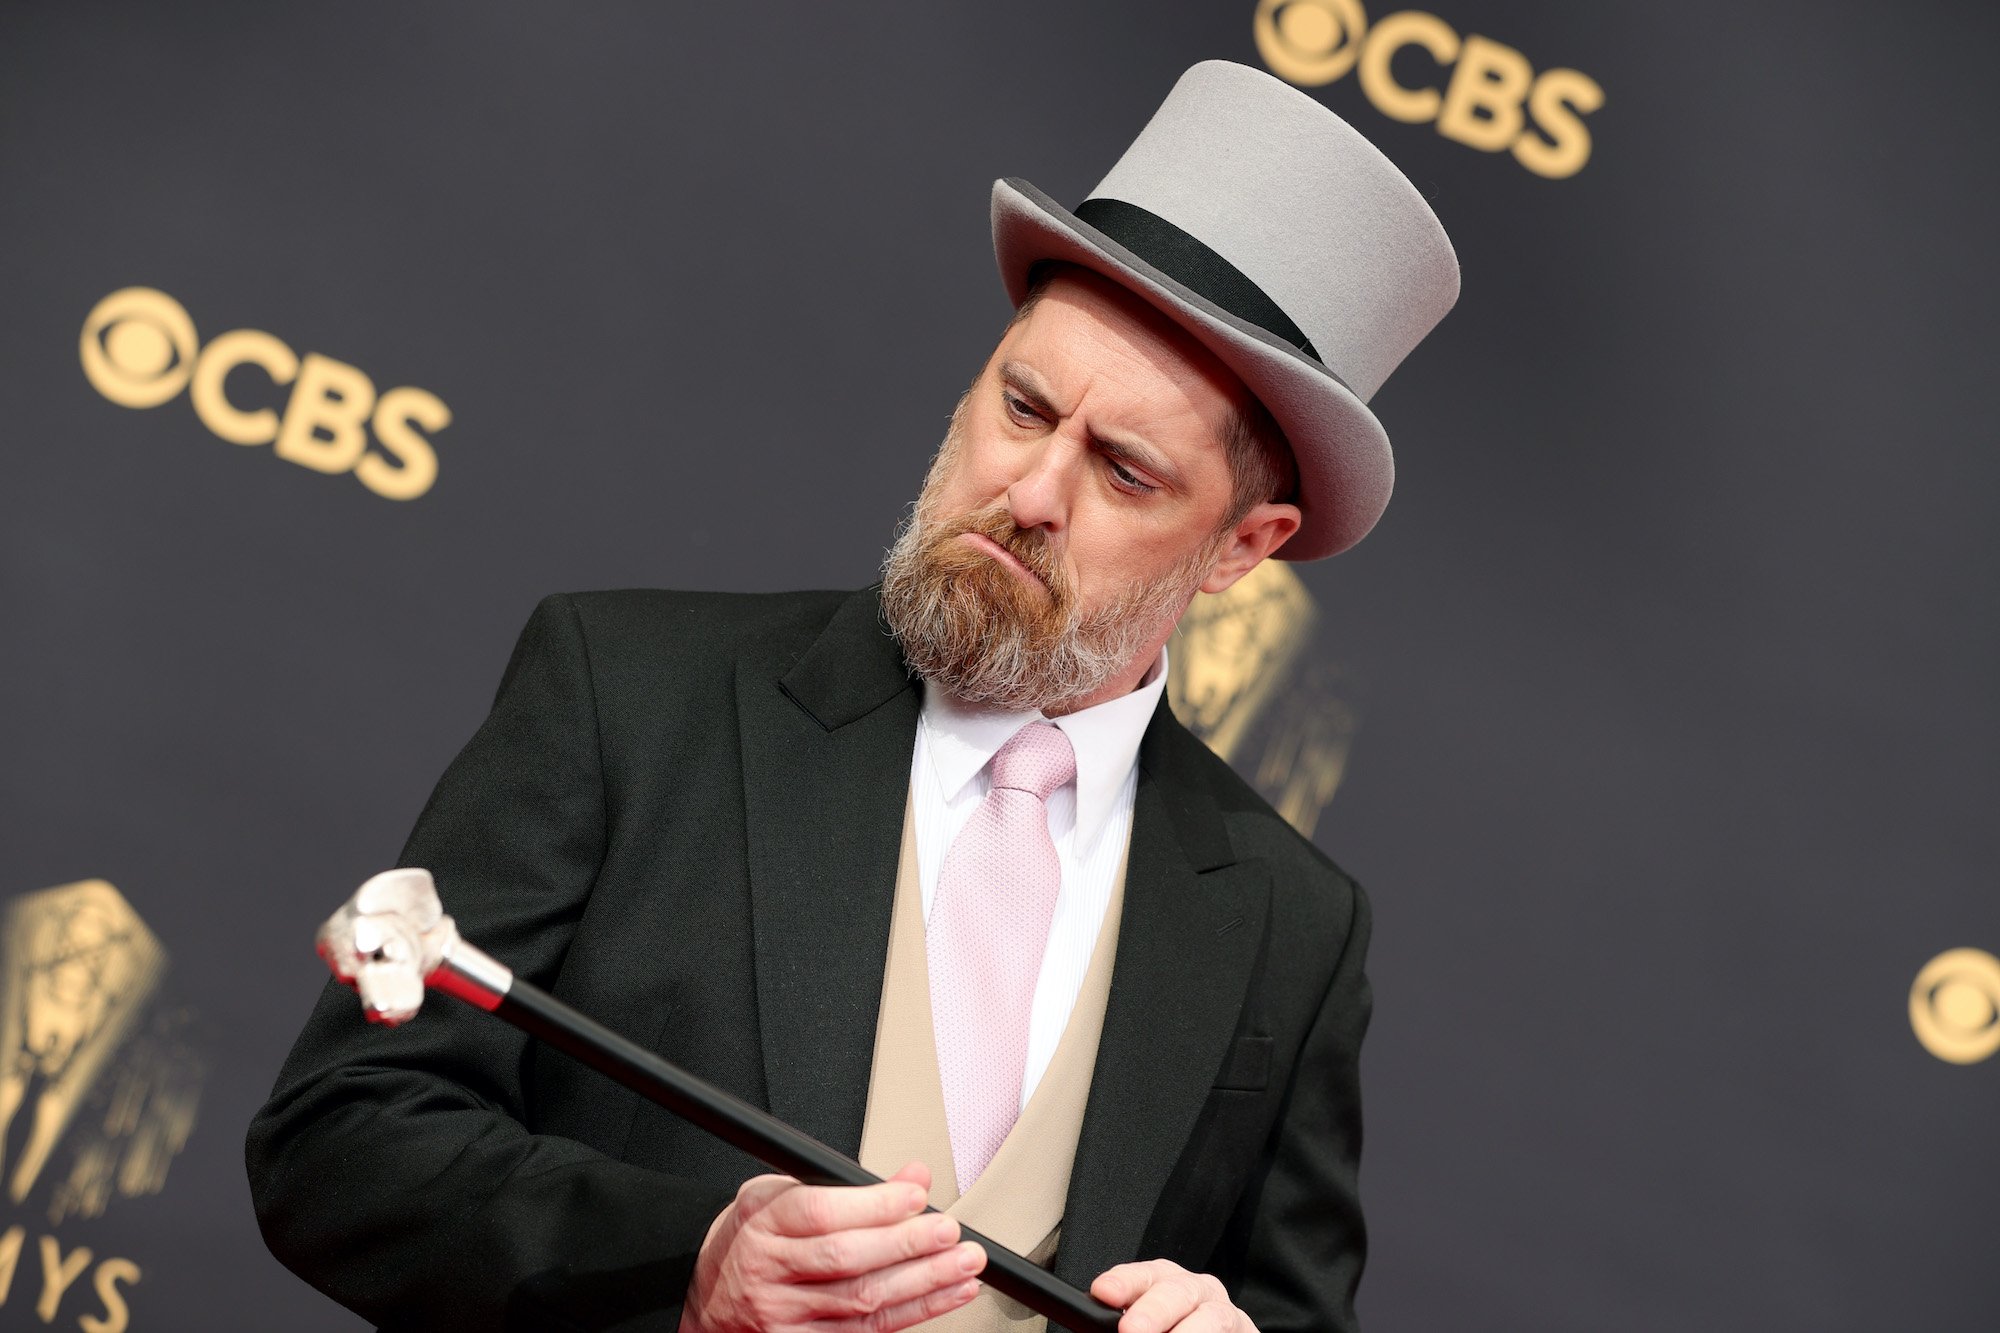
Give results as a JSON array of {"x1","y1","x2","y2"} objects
[
  {"x1": 1002, "y1": 392, "x2": 1039, "y2": 424},
  {"x1": 1108, "y1": 459, "x2": 1158, "y2": 495}
]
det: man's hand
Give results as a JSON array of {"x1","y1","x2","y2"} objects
[
  {"x1": 680, "y1": 1161, "x2": 986, "y2": 1333},
  {"x1": 1092, "y1": 1260, "x2": 1257, "y2": 1333}
]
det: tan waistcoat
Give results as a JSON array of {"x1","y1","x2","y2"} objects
[{"x1": 856, "y1": 801, "x2": 1128, "y2": 1333}]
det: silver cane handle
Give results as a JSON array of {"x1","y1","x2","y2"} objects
[{"x1": 315, "y1": 868, "x2": 514, "y2": 1023}]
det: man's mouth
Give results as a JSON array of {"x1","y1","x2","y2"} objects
[{"x1": 959, "y1": 531, "x2": 1050, "y2": 594}]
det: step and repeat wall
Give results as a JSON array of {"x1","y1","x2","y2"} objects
[{"x1": 4, "y1": 2, "x2": 1995, "y2": 1328}]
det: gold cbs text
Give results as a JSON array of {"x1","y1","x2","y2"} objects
[
  {"x1": 80, "y1": 288, "x2": 450, "y2": 501},
  {"x1": 1254, "y1": 0, "x2": 1605, "y2": 179}
]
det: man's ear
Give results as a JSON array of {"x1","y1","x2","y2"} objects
[{"x1": 1200, "y1": 501, "x2": 1302, "y2": 594}]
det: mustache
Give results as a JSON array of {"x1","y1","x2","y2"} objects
[{"x1": 922, "y1": 505, "x2": 1069, "y2": 601}]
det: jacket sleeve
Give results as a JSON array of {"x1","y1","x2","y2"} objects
[
  {"x1": 1228, "y1": 878, "x2": 1373, "y2": 1333},
  {"x1": 245, "y1": 593, "x2": 736, "y2": 1332}
]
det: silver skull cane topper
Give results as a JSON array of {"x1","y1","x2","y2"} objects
[{"x1": 315, "y1": 868, "x2": 515, "y2": 1024}]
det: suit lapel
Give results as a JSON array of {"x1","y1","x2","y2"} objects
[
  {"x1": 737, "y1": 588, "x2": 918, "y2": 1158},
  {"x1": 1055, "y1": 710, "x2": 1269, "y2": 1290}
]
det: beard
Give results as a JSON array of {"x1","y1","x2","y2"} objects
[{"x1": 880, "y1": 400, "x2": 1230, "y2": 714}]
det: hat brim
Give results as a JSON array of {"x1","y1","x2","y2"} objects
[{"x1": 990, "y1": 177, "x2": 1392, "y2": 561}]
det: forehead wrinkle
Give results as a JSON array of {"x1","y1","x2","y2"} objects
[
  {"x1": 1000, "y1": 294, "x2": 1239, "y2": 499},
  {"x1": 1003, "y1": 354, "x2": 1180, "y2": 482},
  {"x1": 1081, "y1": 366, "x2": 1218, "y2": 489},
  {"x1": 999, "y1": 358, "x2": 1073, "y2": 414},
  {"x1": 1001, "y1": 340, "x2": 1198, "y2": 447},
  {"x1": 1087, "y1": 330, "x2": 1229, "y2": 442}
]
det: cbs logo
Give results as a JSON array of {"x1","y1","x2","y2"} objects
[
  {"x1": 1910, "y1": 948, "x2": 2000, "y2": 1065},
  {"x1": 80, "y1": 287, "x2": 450, "y2": 501},
  {"x1": 1253, "y1": 0, "x2": 1605, "y2": 180}
]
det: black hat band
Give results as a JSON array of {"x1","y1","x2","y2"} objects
[{"x1": 1072, "y1": 197, "x2": 1323, "y2": 365}]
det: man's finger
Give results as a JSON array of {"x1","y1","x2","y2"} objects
[
  {"x1": 1094, "y1": 1261, "x2": 1205, "y2": 1333},
  {"x1": 775, "y1": 1210, "x2": 962, "y2": 1279},
  {"x1": 1091, "y1": 1259, "x2": 1165, "y2": 1308},
  {"x1": 727, "y1": 1172, "x2": 801, "y2": 1226},
  {"x1": 851, "y1": 1270, "x2": 982, "y2": 1333},
  {"x1": 1120, "y1": 1287, "x2": 1202, "y2": 1333},
  {"x1": 760, "y1": 1176, "x2": 930, "y2": 1238},
  {"x1": 1161, "y1": 1302, "x2": 1238, "y2": 1333},
  {"x1": 808, "y1": 1239, "x2": 986, "y2": 1323}
]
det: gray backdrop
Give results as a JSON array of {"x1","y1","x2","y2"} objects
[{"x1": 3, "y1": 2, "x2": 1995, "y2": 1329}]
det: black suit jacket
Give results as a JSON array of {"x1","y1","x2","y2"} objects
[{"x1": 246, "y1": 588, "x2": 1373, "y2": 1333}]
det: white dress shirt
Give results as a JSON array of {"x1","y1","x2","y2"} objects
[{"x1": 908, "y1": 649, "x2": 1169, "y2": 1110}]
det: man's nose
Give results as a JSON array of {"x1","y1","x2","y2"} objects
[{"x1": 1005, "y1": 437, "x2": 1075, "y2": 534}]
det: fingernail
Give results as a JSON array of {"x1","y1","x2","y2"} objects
[
  {"x1": 932, "y1": 1218, "x2": 957, "y2": 1246},
  {"x1": 958, "y1": 1243, "x2": 984, "y2": 1273},
  {"x1": 956, "y1": 1281, "x2": 980, "y2": 1303},
  {"x1": 905, "y1": 1185, "x2": 928, "y2": 1210}
]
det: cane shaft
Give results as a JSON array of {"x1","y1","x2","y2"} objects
[{"x1": 490, "y1": 980, "x2": 1124, "y2": 1333}]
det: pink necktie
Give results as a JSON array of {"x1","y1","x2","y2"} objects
[{"x1": 927, "y1": 721, "x2": 1076, "y2": 1195}]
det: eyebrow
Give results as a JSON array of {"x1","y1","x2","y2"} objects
[
  {"x1": 997, "y1": 361, "x2": 1184, "y2": 490},
  {"x1": 997, "y1": 361, "x2": 1062, "y2": 416}
]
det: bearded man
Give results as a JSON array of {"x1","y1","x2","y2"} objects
[{"x1": 247, "y1": 61, "x2": 1456, "y2": 1333}]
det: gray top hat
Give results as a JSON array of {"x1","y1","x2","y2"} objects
[{"x1": 991, "y1": 60, "x2": 1459, "y2": 560}]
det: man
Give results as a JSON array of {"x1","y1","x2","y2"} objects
[{"x1": 247, "y1": 61, "x2": 1456, "y2": 1333}]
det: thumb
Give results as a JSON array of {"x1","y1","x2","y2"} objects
[
  {"x1": 729, "y1": 1172, "x2": 800, "y2": 1227},
  {"x1": 1091, "y1": 1263, "x2": 1150, "y2": 1307},
  {"x1": 888, "y1": 1159, "x2": 934, "y2": 1196}
]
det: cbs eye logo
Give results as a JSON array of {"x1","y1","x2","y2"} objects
[
  {"x1": 1911, "y1": 948, "x2": 2000, "y2": 1065},
  {"x1": 1253, "y1": 0, "x2": 1606, "y2": 180},
  {"x1": 80, "y1": 287, "x2": 450, "y2": 501}
]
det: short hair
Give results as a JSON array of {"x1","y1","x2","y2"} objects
[{"x1": 1012, "y1": 262, "x2": 1297, "y2": 527}]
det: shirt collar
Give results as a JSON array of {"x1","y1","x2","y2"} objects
[{"x1": 920, "y1": 648, "x2": 1169, "y2": 851}]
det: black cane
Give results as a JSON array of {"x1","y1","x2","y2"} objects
[{"x1": 317, "y1": 868, "x2": 1125, "y2": 1333}]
